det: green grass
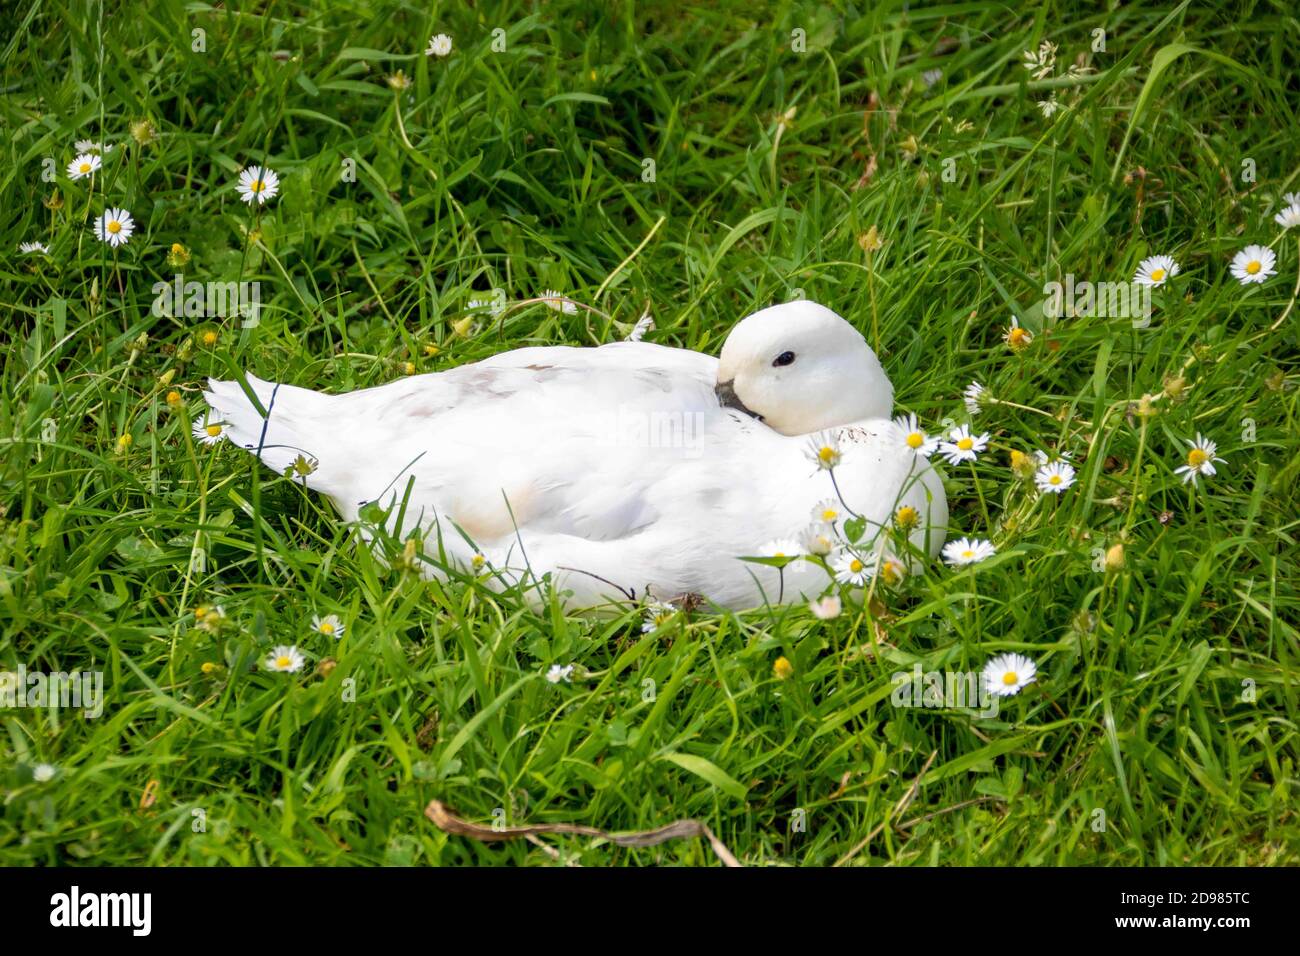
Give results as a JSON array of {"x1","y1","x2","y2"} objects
[{"x1": 2, "y1": 0, "x2": 1298, "y2": 866}]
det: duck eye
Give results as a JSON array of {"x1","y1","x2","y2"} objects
[{"x1": 772, "y1": 351, "x2": 796, "y2": 367}]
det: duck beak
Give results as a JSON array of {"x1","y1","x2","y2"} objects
[{"x1": 715, "y1": 380, "x2": 763, "y2": 421}]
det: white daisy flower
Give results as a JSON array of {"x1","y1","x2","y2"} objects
[
  {"x1": 1133, "y1": 254, "x2": 1179, "y2": 287},
  {"x1": 625, "y1": 311, "x2": 655, "y2": 342},
  {"x1": 1273, "y1": 204, "x2": 1300, "y2": 229},
  {"x1": 74, "y1": 139, "x2": 112, "y2": 153},
  {"x1": 265, "y1": 645, "x2": 305, "y2": 673},
  {"x1": 892, "y1": 413, "x2": 939, "y2": 459},
  {"x1": 939, "y1": 424, "x2": 990, "y2": 466},
  {"x1": 832, "y1": 551, "x2": 872, "y2": 587},
  {"x1": 641, "y1": 601, "x2": 678, "y2": 633},
  {"x1": 1283, "y1": 192, "x2": 1300, "y2": 207},
  {"x1": 942, "y1": 536, "x2": 996, "y2": 566},
  {"x1": 195, "y1": 604, "x2": 227, "y2": 632},
  {"x1": 312, "y1": 614, "x2": 345, "y2": 638},
  {"x1": 425, "y1": 33, "x2": 453, "y2": 57},
  {"x1": 810, "y1": 498, "x2": 843, "y2": 524},
  {"x1": 18, "y1": 241, "x2": 49, "y2": 254},
  {"x1": 875, "y1": 553, "x2": 907, "y2": 587},
  {"x1": 192, "y1": 418, "x2": 226, "y2": 445},
  {"x1": 1230, "y1": 245, "x2": 1277, "y2": 285},
  {"x1": 1173, "y1": 433, "x2": 1224, "y2": 486},
  {"x1": 32, "y1": 763, "x2": 57, "y2": 783},
  {"x1": 805, "y1": 431, "x2": 843, "y2": 470},
  {"x1": 1034, "y1": 460, "x2": 1077, "y2": 494},
  {"x1": 809, "y1": 595, "x2": 842, "y2": 620},
  {"x1": 93, "y1": 208, "x2": 134, "y2": 247},
  {"x1": 963, "y1": 381, "x2": 987, "y2": 416},
  {"x1": 540, "y1": 289, "x2": 578, "y2": 314},
  {"x1": 758, "y1": 538, "x2": 802, "y2": 561},
  {"x1": 1004, "y1": 316, "x2": 1033, "y2": 352},
  {"x1": 237, "y1": 165, "x2": 280, "y2": 205},
  {"x1": 982, "y1": 653, "x2": 1037, "y2": 697},
  {"x1": 545, "y1": 663, "x2": 574, "y2": 684},
  {"x1": 799, "y1": 522, "x2": 836, "y2": 557},
  {"x1": 67, "y1": 153, "x2": 102, "y2": 180}
]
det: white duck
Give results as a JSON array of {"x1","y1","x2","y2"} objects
[{"x1": 203, "y1": 301, "x2": 947, "y2": 610}]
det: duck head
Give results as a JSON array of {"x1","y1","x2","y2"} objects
[{"x1": 714, "y1": 300, "x2": 893, "y2": 435}]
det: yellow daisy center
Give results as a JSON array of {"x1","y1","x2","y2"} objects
[
  {"x1": 1246, "y1": 260, "x2": 1261, "y2": 275},
  {"x1": 961, "y1": 549, "x2": 974, "y2": 559},
  {"x1": 107, "y1": 220, "x2": 121, "y2": 234},
  {"x1": 1002, "y1": 671, "x2": 1018, "y2": 686},
  {"x1": 1149, "y1": 268, "x2": 1165, "y2": 282},
  {"x1": 883, "y1": 562, "x2": 900, "y2": 583},
  {"x1": 205, "y1": 424, "x2": 222, "y2": 437},
  {"x1": 818, "y1": 446, "x2": 836, "y2": 463},
  {"x1": 1009, "y1": 328, "x2": 1029, "y2": 344},
  {"x1": 896, "y1": 506, "x2": 917, "y2": 524},
  {"x1": 906, "y1": 432, "x2": 924, "y2": 449},
  {"x1": 1049, "y1": 474, "x2": 1062, "y2": 485},
  {"x1": 252, "y1": 180, "x2": 264, "y2": 193},
  {"x1": 957, "y1": 437, "x2": 974, "y2": 451},
  {"x1": 1188, "y1": 448, "x2": 1209, "y2": 467},
  {"x1": 275, "y1": 656, "x2": 292, "y2": 669},
  {"x1": 79, "y1": 162, "x2": 91, "y2": 173},
  {"x1": 319, "y1": 622, "x2": 334, "y2": 635},
  {"x1": 202, "y1": 331, "x2": 217, "y2": 345},
  {"x1": 773, "y1": 551, "x2": 787, "y2": 558},
  {"x1": 821, "y1": 509, "x2": 837, "y2": 521},
  {"x1": 849, "y1": 559, "x2": 863, "y2": 573},
  {"x1": 472, "y1": 554, "x2": 485, "y2": 568}
]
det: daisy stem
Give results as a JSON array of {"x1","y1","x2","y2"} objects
[
  {"x1": 968, "y1": 461, "x2": 991, "y2": 530},
  {"x1": 828, "y1": 468, "x2": 862, "y2": 519},
  {"x1": 1266, "y1": 240, "x2": 1300, "y2": 333},
  {"x1": 867, "y1": 249, "x2": 880, "y2": 354}
]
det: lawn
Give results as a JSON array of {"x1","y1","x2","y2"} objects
[{"x1": 1, "y1": 0, "x2": 1297, "y2": 866}]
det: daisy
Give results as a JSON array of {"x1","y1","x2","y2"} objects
[
  {"x1": 773, "y1": 656, "x2": 795, "y2": 680},
  {"x1": 18, "y1": 241, "x2": 48, "y2": 254},
  {"x1": 1173, "y1": 433, "x2": 1224, "y2": 486},
  {"x1": 1036, "y1": 97, "x2": 1060, "y2": 119},
  {"x1": 545, "y1": 663, "x2": 574, "y2": 684},
  {"x1": 74, "y1": 139, "x2": 111, "y2": 153},
  {"x1": 93, "y1": 208, "x2": 134, "y2": 247},
  {"x1": 67, "y1": 153, "x2": 102, "y2": 180},
  {"x1": 425, "y1": 33, "x2": 453, "y2": 57},
  {"x1": 1004, "y1": 317, "x2": 1033, "y2": 352},
  {"x1": 195, "y1": 604, "x2": 227, "y2": 633},
  {"x1": 942, "y1": 536, "x2": 996, "y2": 566},
  {"x1": 192, "y1": 418, "x2": 226, "y2": 445},
  {"x1": 641, "y1": 601, "x2": 677, "y2": 633},
  {"x1": 237, "y1": 165, "x2": 280, "y2": 205},
  {"x1": 265, "y1": 645, "x2": 305, "y2": 673},
  {"x1": 809, "y1": 595, "x2": 841, "y2": 620},
  {"x1": 982, "y1": 653, "x2": 1037, "y2": 697},
  {"x1": 963, "y1": 381, "x2": 987, "y2": 416},
  {"x1": 892, "y1": 413, "x2": 939, "y2": 458},
  {"x1": 1034, "y1": 460, "x2": 1077, "y2": 494},
  {"x1": 805, "y1": 431, "x2": 843, "y2": 470},
  {"x1": 758, "y1": 538, "x2": 802, "y2": 561},
  {"x1": 1273, "y1": 204, "x2": 1300, "y2": 229},
  {"x1": 1230, "y1": 245, "x2": 1277, "y2": 284},
  {"x1": 32, "y1": 763, "x2": 57, "y2": 783},
  {"x1": 894, "y1": 504, "x2": 919, "y2": 531},
  {"x1": 540, "y1": 289, "x2": 577, "y2": 314},
  {"x1": 810, "y1": 498, "x2": 843, "y2": 524},
  {"x1": 312, "y1": 614, "x2": 345, "y2": 638},
  {"x1": 832, "y1": 551, "x2": 871, "y2": 587},
  {"x1": 799, "y1": 523, "x2": 836, "y2": 556},
  {"x1": 1133, "y1": 254, "x2": 1179, "y2": 287},
  {"x1": 876, "y1": 553, "x2": 907, "y2": 586},
  {"x1": 1284, "y1": 192, "x2": 1300, "y2": 207},
  {"x1": 939, "y1": 424, "x2": 990, "y2": 466}
]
